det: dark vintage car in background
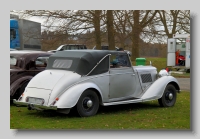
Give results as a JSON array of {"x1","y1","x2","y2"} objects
[{"x1": 10, "y1": 51, "x2": 53, "y2": 101}]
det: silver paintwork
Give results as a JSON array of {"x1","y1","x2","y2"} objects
[{"x1": 13, "y1": 52, "x2": 180, "y2": 113}]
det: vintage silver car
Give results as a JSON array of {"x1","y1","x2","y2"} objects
[{"x1": 13, "y1": 50, "x2": 180, "y2": 117}]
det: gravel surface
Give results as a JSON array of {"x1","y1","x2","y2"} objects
[{"x1": 176, "y1": 78, "x2": 190, "y2": 91}]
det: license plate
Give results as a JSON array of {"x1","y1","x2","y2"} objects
[{"x1": 28, "y1": 97, "x2": 44, "y2": 105}]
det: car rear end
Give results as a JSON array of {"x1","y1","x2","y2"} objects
[{"x1": 13, "y1": 69, "x2": 81, "y2": 111}]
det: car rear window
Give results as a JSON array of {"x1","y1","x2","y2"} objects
[{"x1": 52, "y1": 59, "x2": 73, "y2": 69}]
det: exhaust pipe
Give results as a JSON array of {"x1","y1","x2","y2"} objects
[{"x1": 27, "y1": 104, "x2": 34, "y2": 110}]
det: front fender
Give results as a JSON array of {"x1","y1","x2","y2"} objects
[
  {"x1": 10, "y1": 76, "x2": 33, "y2": 96},
  {"x1": 54, "y1": 82, "x2": 102, "y2": 109},
  {"x1": 141, "y1": 76, "x2": 180, "y2": 101}
]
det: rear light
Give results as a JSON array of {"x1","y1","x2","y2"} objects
[{"x1": 51, "y1": 97, "x2": 59, "y2": 106}]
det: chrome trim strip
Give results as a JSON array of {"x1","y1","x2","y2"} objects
[
  {"x1": 103, "y1": 98, "x2": 143, "y2": 106},
  {"x1": 108, "y1": 72, "x2": 135, "y2": 76},
  {"x1": 13, "y1": 99, "x2": 57, "y2": 110},
  {"x1": 85, "y1": 54, "x2": 111, "y2": 76}
]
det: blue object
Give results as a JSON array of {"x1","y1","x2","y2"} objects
[
  {"x1": 10, "y1": 19, "x2": 20, "y2": 49},
  {"x1": 111, "y1": 59, "x2": 119, "y2": 65}
]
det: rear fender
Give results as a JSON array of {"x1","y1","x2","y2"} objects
[
  {"x1": 53, "y1": 82, "x2": 102, "y2": 109},
  {"x1": 10, "y1": 76, "x2": 33, "y2": 96},
  {"x1": 141, "y1": 76, "x2": 180, "y2": 101}
]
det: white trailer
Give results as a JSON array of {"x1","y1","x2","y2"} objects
[{"x1": 167, "y1": 34, "x2": 190, "y2": 71}]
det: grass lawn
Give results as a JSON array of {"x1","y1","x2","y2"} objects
[{"x1": 10, "y1": 91, "x2": 190, "y2": 130}]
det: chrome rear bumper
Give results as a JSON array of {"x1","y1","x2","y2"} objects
[{"x1": 13, "y1": 99, "x2": 57, "y2": 111}]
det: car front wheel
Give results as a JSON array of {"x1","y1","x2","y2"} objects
[
  {"x1": 76, "y1": 90, "x2": 99, "y2": 117},
  {"x1": 158, "y1": 84, "x2": 177, "y2": 107}
]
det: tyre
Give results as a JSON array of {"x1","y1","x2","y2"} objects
[
  {"x1": 76, "y1": 90, "x2": 99, "y2": 117},
  {"x1": 158, "y1": 84, "x2": 177, "y2": 107}
]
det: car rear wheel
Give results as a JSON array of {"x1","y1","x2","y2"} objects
[
  {"x1": 158, "y1": 84, "x2": 177, "y2": 107},
  {"x1": 76, "y1": 90, "x2": 99, "y2": 117}
]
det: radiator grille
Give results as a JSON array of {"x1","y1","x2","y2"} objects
[{"x1": 141, "y1": 74, "x2": 152, "y2": 83}]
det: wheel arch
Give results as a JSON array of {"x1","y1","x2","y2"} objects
[
  {"x1": 158, "y1": 82, "x2": 177, "y2": 107},
  {"x1": 141, "y1": 76, "x2": 180, "y2": 100},
  {"x1": 54, "y1": 82, "x2": 103, "y2": 109},
  {"x1": 10, "y1": 76, "x2": 33, "y2": 98},
  {"x1": 167, "y1": 81, "x2": 180, "y2": 93},
  {"x1": 84, "y1": 88, "x2": 103, "y2": 105}
]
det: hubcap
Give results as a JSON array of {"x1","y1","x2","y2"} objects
[
  {"x1": 83, "y1": 98, "x2": 93, "y2": 109},
  {"x1": 87, "y1": 100, "x2": 93, "y2": 108},
  {"x1": 168, "y1": 93, "x2": 173, "y2": 100}
]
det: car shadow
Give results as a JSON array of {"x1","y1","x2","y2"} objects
[
  {"x1": 97, "y1": 102, "x2": 160, "y2": 115},
  {"x1": 21, "y1": 102, "x2": 160, "y2": 118}
]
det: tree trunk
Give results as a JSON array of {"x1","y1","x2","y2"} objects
[
  {"x1": 93, "y1": 10, "x2": 101, "y2": 49},
  {"x1": 131, "y1": 10, "x2": 140, "y2": 61},
  {"x1": 106, "y1": 10, "x2": 115, "y2": 50}
]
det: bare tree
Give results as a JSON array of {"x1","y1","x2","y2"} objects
[
  {"x1": 158, "y1": 10, "x2": 190, "y2": 38},
  {"x1": 126, "y1": 10, "x2": 158, "y2": 60},
  {"x1": 113, "y1": 10, "x2": 130, "y2": 50},
  {"x1": 87, "y1": 10, "x2": 102, "y2": 49},
  {"x1": 176, "y1": 10, "x2": 190, "y2": 34},
  {"x1": 11, "y1": 10, "x2": 101, "y2": 49},
  {"x1": 11, "y1": 10, "x2": 189, "y2": 59},
  {"x1": 106, "y1": 10, "x2": 115, "y2": 50}
]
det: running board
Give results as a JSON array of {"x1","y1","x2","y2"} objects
[
  {"x1": 103, "y1": 98, "x2": 143, "y2": 106},
  {"x1": 103, "y1": 96, "x2": 159, "y2": 106}
]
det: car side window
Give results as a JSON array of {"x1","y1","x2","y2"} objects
[
  {"x1": 64, "y1": 46, "x2": 70, "y2": 50},
  {"x1": 65, "y1": 46, "x2": 69, "y2": 50},
  {"x1": 35, "y1": 56, "x2": 49, "y2": 68},
  {"x1": 71, "y1": 45, "x2": 78, "y2": 50},
  {"x1": 110, "y1": 53, "x2": 131, "y2": 68}
]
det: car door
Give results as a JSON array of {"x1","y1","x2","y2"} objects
[{"x1": 109, "y1": 53, "x2": 137, "y2": 100}]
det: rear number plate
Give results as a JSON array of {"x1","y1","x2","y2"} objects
[{"x1": 28, "y1": 97, "x2": 44, "y2": 104}]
